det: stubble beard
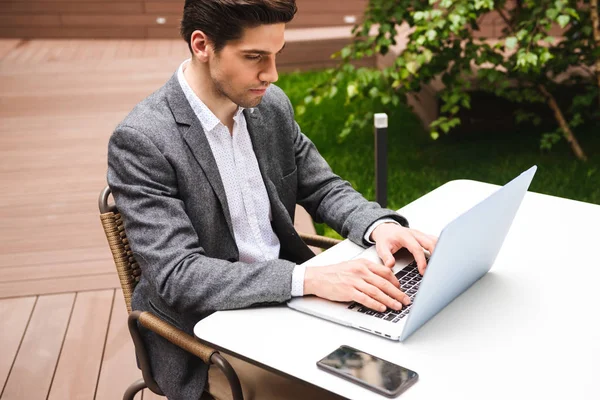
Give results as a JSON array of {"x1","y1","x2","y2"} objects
[{"x1": 212, "y1": 75, "x2": 263, "y2": 109}]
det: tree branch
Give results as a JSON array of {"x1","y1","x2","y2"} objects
[
  {"x1": 590, "y1": 0, "x2": 600, "y2": 105},
  {"x1": 538, "y1": 84, "x2": 588, "y2": 161},
  {"x1": 496, "y1": 7, "x2": 514, "y2": 34}
]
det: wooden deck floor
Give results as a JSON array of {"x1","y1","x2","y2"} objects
[{"x1": 0, "y1": 38, "x2": 320, "y2": 399}]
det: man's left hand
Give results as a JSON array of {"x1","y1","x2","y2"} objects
[{"x1": 371, "y1": 223, "x2": 438, "y2": 275}]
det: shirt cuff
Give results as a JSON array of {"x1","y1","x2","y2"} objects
[
  {"x1": 364, "y1": 218, "x2": 401, "y2": 244},
  {"x1": 291, "y1": 265, "x2": 306, "y2": 297}
]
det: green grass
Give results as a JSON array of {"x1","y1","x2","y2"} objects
[{"x1": 276, "y1": 70, "x2": 600, "y2": 237}]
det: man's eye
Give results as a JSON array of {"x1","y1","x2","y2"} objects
[{"x1": 245, "y1": 55, "x2": 261, "y2": 60}]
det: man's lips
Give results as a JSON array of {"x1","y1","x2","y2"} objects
[{"x1": 249, "y1": 87, "x2": 267, "y2": 94}]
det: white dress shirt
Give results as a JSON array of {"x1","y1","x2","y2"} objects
[
  {"x1": 177, "y1": 60, "x2": 308, "y2": 295},
  {"x1": 177, "y1": 60, "x2": 399, "y2": 298}
]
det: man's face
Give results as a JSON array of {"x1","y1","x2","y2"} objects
[{"x1": 208, "y1": 24, "x2": 285, "y2": 108}]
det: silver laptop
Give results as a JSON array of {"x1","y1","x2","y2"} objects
[{"x1": 288, "y1": 166, "x2": 537, "y2": 341}]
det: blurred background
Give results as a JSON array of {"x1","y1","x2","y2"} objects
[{"x1": 0, "y1": 0, "x2": 598, "y2": 399}]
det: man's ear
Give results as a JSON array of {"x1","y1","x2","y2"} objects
[{"x1": 190, "y1": 30, "x2": 212, "y2": 62}]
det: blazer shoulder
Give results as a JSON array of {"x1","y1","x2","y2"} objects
[{"x1": 113, "y1": 84, "x2": 178, "y2": 146}]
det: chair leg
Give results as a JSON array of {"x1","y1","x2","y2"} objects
[
  {"x1": 210, "y1": 353, "x2": 244, "y2": 400},
  {"x1": 123, "y1": 378, "x2": 147, "y2": 400}
]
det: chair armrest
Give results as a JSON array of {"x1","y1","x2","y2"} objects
[
  {"x1": 136, "y1": 311, "x2": 215, "y2": 363},
  {"x1": 129, "y1": 311, "x2": 244, "y2": 400},
  {"x1": 298, "y1": 232, "x2": 342, "y2": 249}
]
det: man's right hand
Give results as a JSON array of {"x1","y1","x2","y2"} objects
[{"x1": 303, "y1": 259, "x2": 411, "y2": 313}]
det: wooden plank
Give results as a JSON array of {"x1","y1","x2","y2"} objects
[
  {"x1": 0, "y1": 39, "x2": 26, "y2": 61},
  {"x1": 0, "y1": 90, "x2": 150, "y2": 118},
  {"x1": 0, "y1": 296, "x2": 36, "y2": 394},
  {"x1": 0, "y1": 2, "x2": 144, "y2": 14},
  {"x1": 0, "y1": 215, "x2": 109, "y2": 254},
  {"x1": 0, "y1": 190, "x2": 105, "y2": 217},
  {"x1": 0, "y1": 293, "x2": 75, "y2": 400},
  {"x1": 0, "y1": 39, "x2": 21, "y2": 60},
  {"x1": 34, "y1": 38, "x2": 65, "y2": 62},
  {"x1": 0, "y1": 0, "x2": 127, "y2": 2},
  {"x1": 100, "y1": 38, "x2": 121, "y2": 60},
  {"x1": 95, "y1": 291, "x2": 144, "y2": 400},
  {"x1": 0, "y1": 14, "x2": 61, "y2": 27},
  {"x1": 0, "y1": 27, "x2": 145, "y2": 39},
  {"x1": 289, "y1": 13, "x2": 364, "y2": 28},
  {"x1": 143, "y1": 0, "x2": 366, "y2": 15},
  {"x1": 296, "y1": 0, "x2": 367, "y2": 13},
  {"x1": 115, "y1": 39, "x2": 135, "y2": 58},
  {"x1": 10, "y1": 40, "x2": 45, "y2": 64},
  {"x1": 129, "y1": 39, "x2": 147, "y2": 58},
  {"x1": 0, "y1": 273, "x2": 120, "y2": 299},
  {"x1": 147, "y1": 26, "x2": 182, "y2": 39},
  {"x1": 0, "y1": 259, "x2": 115, "y2": 283},
  {"x1": 0, "y1": 246, "x2": 110, "y2": 269},
  {"x1": 47, "y1": 290, "x2": 114, "y2": 400},
  {"x1": 144, "y1": 1, "x2": 183, "y2": 14},
  {"x1": 60, "y1": 14, "x2": 180, "y2": 27}
]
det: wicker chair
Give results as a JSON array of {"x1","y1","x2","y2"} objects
[{"x1": 98, "y1": 186, "x2": 340, "y2": 400}]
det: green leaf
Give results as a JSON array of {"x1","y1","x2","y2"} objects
[
  {"x1": 426, "y1": 29, "x2": 437, "y2": 41},
  {"x1": 545, "y1": 8, "x2": 559, "y2": 20},
  {"x1": 525, "y1": 52, "x2": 538, "y2": 66},
  {"x1": 516, "y1": 29, "x2": 528, "y2": 41},
  {"x1": 505, "y1": 37, "x2": 518, "y2": 50},
  {"x1": 540, "y1": 51, "x2": 553, "y2": 64},
  {"x1": 339, "y1": 127, "x2": 352, "y2": 140},
  {"x1": 341, "y1": 47, "x2": 352, "y2": 59},
  {"x1": 328, "y1": 86, "x2": 338, "y2": 98},
  {"x1": 406, "y1": 61, "x2": 418, "y2": 75},
  {"x1": 296, "y1": 105, "x2": 306, "y2": 116},
  {"x1": 346, "y1": 83, "x2": 359, "y2": 99},
  {"x1": 414, "y1": 11, "x2": 425, "y2": 21},
  {"x1": 557, "y1": 15, "x2": 570, "y2": 28},
  {"x1": 431, "y1": 131, "x2": 440, "y2": 140}
]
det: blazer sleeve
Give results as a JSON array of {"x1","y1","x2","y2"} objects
[
  {"x1": 107, "y1": 125, "x2": 296, "y2": 315},
  {"x1": 282, "y1": 100, "x2": 409, "y2": 246}
]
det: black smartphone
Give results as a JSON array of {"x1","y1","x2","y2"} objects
[{"x1": 316, "y1": 345, "x2": 418, "y2": 398}]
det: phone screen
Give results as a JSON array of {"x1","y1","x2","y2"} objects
[{"x1": 317, "y1": 345, "x2": 418, "y2": 397}]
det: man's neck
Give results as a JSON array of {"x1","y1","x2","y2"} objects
[{"x1": 183, "y1": 59, "x2": 237, "y2": 133}]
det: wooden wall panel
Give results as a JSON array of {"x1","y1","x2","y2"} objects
[
  {"x1": 0, "y1": 14, "x2": 61, "y2": 27},
  {"x1": 60, "y1": 14, "x2": 181, "y2": 27},
  {"x1": 144, "y1": 1, "x2": 182, "y2": 14},
  {"x1": 0, "y1": 0, "x2": 367, "y2": 38},
  {"x1": 0, "y1": 2, "x2": 144, "y2": 14},
  {"x1": 0, "y1": 27, "x2": 145, "y2": 38}
]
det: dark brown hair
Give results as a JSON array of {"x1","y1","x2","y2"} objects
[{"x1": 180, "y1": 0, "x2": 297, "y2": 53}]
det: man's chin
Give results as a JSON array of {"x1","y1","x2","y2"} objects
[{"x1": 236, "y1": 96, "x2": 263, "y2": 109}]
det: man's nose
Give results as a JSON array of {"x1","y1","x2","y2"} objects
[{"x1": 259, "y1": 57, "x2": 278, "y2": 84}]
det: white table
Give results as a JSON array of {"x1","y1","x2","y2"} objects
[{"x1": 195, "y1": 179, "x2": 600, "y2": 399}]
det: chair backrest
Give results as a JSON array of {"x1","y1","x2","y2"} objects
[{"x1": 98, "y1": 186, "x2": 140, "y2": 313}]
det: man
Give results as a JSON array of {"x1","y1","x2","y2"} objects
[{"x1": 108, "y1": 0, "x2": 437, "y2": 399}]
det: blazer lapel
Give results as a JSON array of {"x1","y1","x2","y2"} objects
[
  {"x1": 165, "y1": 74, "x2": 234, "y2": 239},
  {"x1": 243, "y1": 108, "x2": 273, "y2": 181},
  {"x1": 245, "y1": 108, "x2": 314, "y2": 262}
]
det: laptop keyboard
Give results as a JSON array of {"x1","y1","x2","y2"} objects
[{"x1": 347, "y1": 260, "x2": 423, "y2": 323}]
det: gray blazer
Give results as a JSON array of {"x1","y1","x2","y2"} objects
[{"x1": 107, "y1": 73, "x2": 408, "y2": 399}]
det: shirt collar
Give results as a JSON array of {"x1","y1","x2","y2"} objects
[{"x1": 177, "y1": 59, "x2": 246, "y2": 132}]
